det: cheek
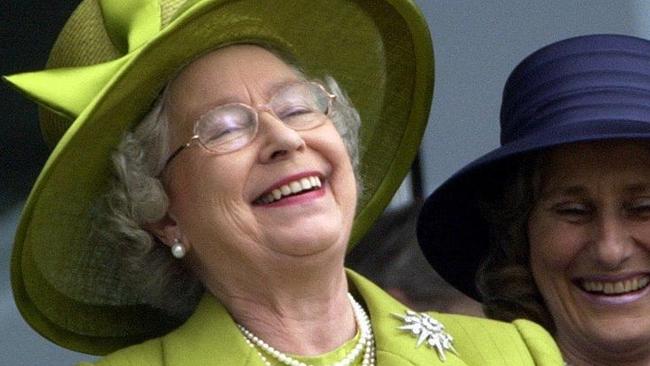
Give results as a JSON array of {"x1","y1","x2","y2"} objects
[
  {"x1": 310, "y1": 128, "x2": 358, "y2": 201},
  {"x1": 528, "y1": 211, "x2": 583, "y2": 277},
  {"x1": 632, "y1": 223, "x2": 650, "y2": 249},
  {"x1": 331, "y1": 144, "x2": 358, "y2": 209},
  {"x1": 340, "y1": 162, "x2": 358, "y2": 223},
  {"x1": 528, "y1": 215, "x2": 567, "y2": 306},
  {"x1": 166, "y1": 158, "x2": 249, "y2": 227},
  {"x1": 168, "y1": 164, "x2": 224, "y2": 204},
  {"x1": 170, "y1": 175, "x2": 262, "y2": 256}
]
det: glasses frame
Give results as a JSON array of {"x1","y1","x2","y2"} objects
[{"x1": 161, "y1": 81, "x2": 336, "y2": 171}]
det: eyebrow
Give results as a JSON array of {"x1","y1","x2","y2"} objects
[
  {"x1": 623, "y1": 183, "x2": 650, "y2": 194},
  {"x1": 219, "y1": 76, "x2": 306, "y2": 106},
  {"x1": 538, "y1": 185, "x2": 586, "y2": 200},
  {"x1": 188, "y1": 77, "x2": 308, "y2": 122},
  {"x1": 267, "y1": 76, "x2": 307, "y2": 94},
  {"x1": 539, "y1": 183, "x2": 650, "y2": 200}
]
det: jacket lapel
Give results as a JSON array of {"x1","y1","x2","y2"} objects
[
  {"x1": 162, "y1": 294, "x2": 264, "y2": 366},
  {"x1": 347, "y1": 270, "x2": 469, "y2": 366}
]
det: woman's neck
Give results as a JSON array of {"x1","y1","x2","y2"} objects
[
  {"x1": 560, "y1": 335, "x2": 650, "y2": 366},
  {"x1": 205, "y1": 258, "x2": 357, "y2": 356}
]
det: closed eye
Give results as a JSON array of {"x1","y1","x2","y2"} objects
[
  {"x1": 551, "y1": 202, "x2": 592, "y2": 222},
  {"x1": 276, "y1": 104, "x2": 314, "y2": 119},
  {"x1": 626, "y1": 200, "x2": 650, "y2": 218},
  {"x1": 206, "y1": 123, "x2": 247, "y2": 140}
]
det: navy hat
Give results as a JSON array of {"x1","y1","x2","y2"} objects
[{"x1": 417, "y1": 34, "x2": 650, "y2": 299}]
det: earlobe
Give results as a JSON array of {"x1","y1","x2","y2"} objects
[
  {"x1": 144, "y1": 213, "x2": 181, "y2": 248},
  {"x1": 144, "y1": 213, "x2": 191, "y2": 259}
]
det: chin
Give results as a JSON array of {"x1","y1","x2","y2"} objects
[
  {"x1": 577, "y1": 317, "x2": 650, "y2": 354},
  {"x1": 268, "y1": 229, "x2": 349, "y2": 258}
]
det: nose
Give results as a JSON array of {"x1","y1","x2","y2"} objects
[
  {"x1": 257, "y1": 112, "x2": 305, "y2": 163},
  {"x1": 591, "y1": 213, "x2": 633, "y2": 270}
]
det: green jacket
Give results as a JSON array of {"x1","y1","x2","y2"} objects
[{"x1": 80, "y1": 270, "x2": 562, "y2": 365}]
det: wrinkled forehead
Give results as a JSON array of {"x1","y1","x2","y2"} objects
[
  {"x1": 537, "y1": 140, "x2": 650, "y2": 191},
  {"x1": 164, "y1": 44, "x2": 304, "y2": 119},
  {"x1": 171, "y1": 45, "x2": 302, "y2": 96}
]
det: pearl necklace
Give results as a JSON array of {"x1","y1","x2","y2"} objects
[{"x1": 237, "y1": 293, "x2": 376, "y2": 366}]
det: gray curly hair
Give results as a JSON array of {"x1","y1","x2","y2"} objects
[
  {"x1": 476, "y1": 154, "x2": 555, "y2": 332},
  {"x1": 90, "y1": 63, "x2": 362, "y2": 317}
]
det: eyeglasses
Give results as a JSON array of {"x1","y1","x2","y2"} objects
[{"x1": 163, "y1": 81, "x2": 336, "y2": 169}]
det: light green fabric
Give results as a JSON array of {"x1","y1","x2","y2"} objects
[
  {"x1": 77, "y1": 271, "x2": 563, "y2": 366},
  {"x1": 5, "y1": 59, "x2": 129, "y2": 119},
  {"x1": 99, "y1": 0, "x2": 160, "y2": 52},
  {"x1": 292, "y1": 332, "x2": 361, "y2": 366}
]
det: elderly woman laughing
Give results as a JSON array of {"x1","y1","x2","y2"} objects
[{"x1": 7, "y1": 0, "x2": 561, "y2": 365}]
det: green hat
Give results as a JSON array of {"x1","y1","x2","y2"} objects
[{"x1": 5, "y1": 0, "x2": 433, "y2": 355}]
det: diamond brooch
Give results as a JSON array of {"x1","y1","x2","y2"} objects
[{"x1": 393, "y1": 310, "x2": 457, "y2": 362}]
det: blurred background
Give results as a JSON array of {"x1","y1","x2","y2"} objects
[{"x1": 3, "y1": 0, "x2": 650, "y2": 364}]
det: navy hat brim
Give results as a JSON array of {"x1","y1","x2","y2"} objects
[{"x1": 417, "y1": 119, "x2": 650, "y2": 300}]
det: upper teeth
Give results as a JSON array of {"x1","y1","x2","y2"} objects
[
  {"x1": 581, "y1": 276, "x2": 650, "y2": 295},
  {"x1": 258, "y1": 176, "x2": 322, "y2": 204}
]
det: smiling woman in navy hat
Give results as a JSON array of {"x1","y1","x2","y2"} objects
[{"x1": 418, "y1": 34, "x2": 650, "y2": 366}]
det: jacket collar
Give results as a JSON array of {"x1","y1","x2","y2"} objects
[
  {"x1": 346, "y1": 270, "x2": 467, "y2": 366},
  {"x1": 162, "y1": 295, "x2": 262, "y2": 366},
  {"x1": 161, "y1": 270, "x2": 466, "y2": 365}
]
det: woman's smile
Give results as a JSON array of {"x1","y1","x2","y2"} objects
[
  {"x1": 253, "y1": 172, "x2": 325, "y2": 206},
  {"x1": 575, "y1": 273, "x2": 650, "y2": 305}
]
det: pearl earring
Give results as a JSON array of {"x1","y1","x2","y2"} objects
[{"x1": 171, "y1": 238, "x2": 186, "y2": 259}]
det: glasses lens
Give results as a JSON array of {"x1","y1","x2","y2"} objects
[
  {"x1": 195, "y1": 104, "x2": 257, "y2": 153},
  {"x1": 270, "y1": 82, "x2": 331, "y2": 130}
]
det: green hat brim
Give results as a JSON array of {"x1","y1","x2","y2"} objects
[{"x1": 9, "y1": 0, "x2": 433, "y2": 355}]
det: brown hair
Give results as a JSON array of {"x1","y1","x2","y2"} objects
[{"x1": 475, "y1": 154, "x2": 555, "y2": 332}]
